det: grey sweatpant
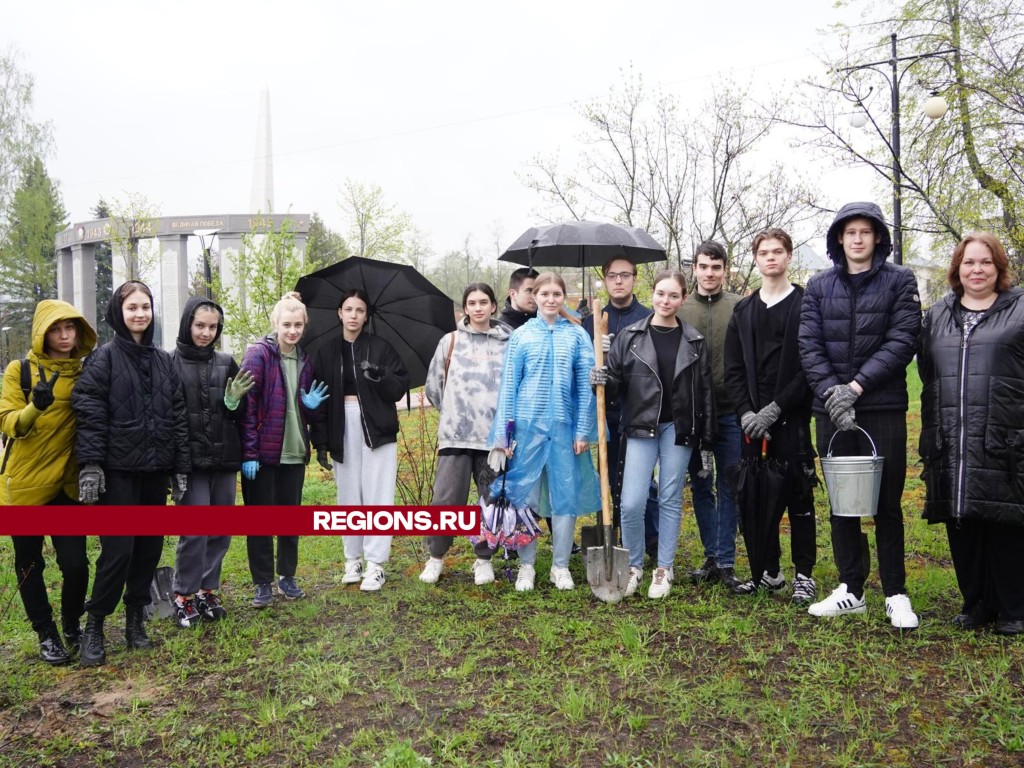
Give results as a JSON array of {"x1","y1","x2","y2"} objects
[
  {"x1": 426, "y1": 451, "x2": 497, "y2": 559},
  {"x1": 172, "y1": 470, "x2": 236, "y2": 594}
]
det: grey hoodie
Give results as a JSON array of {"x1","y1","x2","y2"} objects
[{"x1": 425, "y1": 317, "x2": 511, "y2": 451}]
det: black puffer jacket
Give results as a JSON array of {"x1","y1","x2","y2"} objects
[
  {"x1": 309, "y1": 331, "x2": 410, "y2": 462},
  {"x1": 798, "y1": 202, "x2": 922, "y2": 414},
  {"x1": 604, "y1": 316, "x2": 716, "y2": 448},
  {"x1": 918, "y1": 287, "x2": 1024, "y2": 525},
  {"x1": 73, "y1": 289, "x2": 191, "y2": 475},
  {"x1": 172, "y1": 297, "x2": 243, "y2": 472}
]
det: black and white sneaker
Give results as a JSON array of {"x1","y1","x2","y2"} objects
[
  {"x1": 808, "y1": 583, "x2": 865, "y2": 617},
  {"x1": 195, "y1": 591, "x2": 228, "y2": 621},
  {"x1": 173, "y1": 596, "x2": 202, "y2": 628},
  {"x1": 760, "y1": 571, "x2": 786, "y2": 591},
  {"x1": 791, "y1": 574, "x2": 818, "y2": 605}
]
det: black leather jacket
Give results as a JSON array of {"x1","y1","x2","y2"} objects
[{"x1": 604, "y1": 316, "x2": 716, "y2": 448}]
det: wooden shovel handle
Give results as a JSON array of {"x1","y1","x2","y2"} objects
[{"x1": 592, "y1": 298, "x2": 613, "y2": 528}]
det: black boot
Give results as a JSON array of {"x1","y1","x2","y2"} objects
[
  {"x1": 62, "y1": 616, "x2": 83, "y2": 655},
  {"x1": 80, "y1": 614, "x2": 106, "y2": 667},
  {"x1": 124, "y1": 606, "x2": 154, "y2": 651},
  {"x1": 38, "y1": 623, "x2": 71, "y2": 665}
]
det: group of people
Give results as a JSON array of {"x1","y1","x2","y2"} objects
[
  {"x1": 4, "y1": 199, "x2": 1022, "y2": 670},
  {"x1": 2, "y1": 283, "x2": 408, "y2": 667}
]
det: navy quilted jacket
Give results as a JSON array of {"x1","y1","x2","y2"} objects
[
  {"x1": 798, "y1": 202, "x2": 922, "y2": 414},
  {"x1": 239, "y1": 334, "x2": 315, "y2": 464}
]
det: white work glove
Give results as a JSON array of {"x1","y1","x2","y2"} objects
[
  {"x1": 487, "y1": 448, "x2": 507, "y2": 473},
  {"x1": 590, "y1": 366, "x2": 608, "y2": 387},
  {"x1": 601, "y1": 333, "x2": 614, "y2": 353}
]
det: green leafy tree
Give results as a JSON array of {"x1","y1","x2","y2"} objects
[
  {"x1": 339, "y1": 179, "x2": 412, "y2": 263},
  {"x1": 107, "y1": 192, "x2": 160, "y2": 282},
  {"x1": 0, "y1": 48, "x2": 53, "y2": 240},
  {"x1": 304, "y1": 211, "x2": 349, "y2": 271},
  {"x1": 215, "y1": 217, "x2": 304, "y2": 350},
  {"x1": 91, "y1": 198, "x2": 115, "y2": 346},
  {"x1": 795, "y1": 0, "x2": 1024, "y2": 273},
  {"x1": 525, "y1": 69, "x2": 821, "y2": 293},
  {"x1": 0, "y1": 157, "x2": 66, "y2": 344}
]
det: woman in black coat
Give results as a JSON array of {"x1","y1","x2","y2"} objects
[
  {"x1": 72, "y1": 281, "x2": 191, "y2": 665},
  {"x1": 918, "y1": 232, "x2": 1024, "y2": 636}
]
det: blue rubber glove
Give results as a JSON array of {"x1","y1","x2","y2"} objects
[
  {"x1": 242, "y1": 460, "x2": 260, "y2": 480},
  {"x1": 300, "y1": 380, "x2": 330, "y2": 410}
]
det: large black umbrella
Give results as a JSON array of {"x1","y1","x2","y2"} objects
[
  {"x1": 295, "y1": 257, "x2": 456, "y2": 389},
  {"x1": 735, "y1": 436, "x2": 789, "y2": 589},
  {"x1": 499, "y1": 221, "x2": 667, "y2": 268}
]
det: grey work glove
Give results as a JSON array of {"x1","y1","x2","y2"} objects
[
  {"x1": 696, "y1": 449, "x2": 714, "y2": 479},
  {"x1": 317, "y1": 449, "x2": 332, "y2": 471},
  {"x1": 589, "y1": 366, "x2": 608, "y2": 387},
  {"x1": 79, "y1": 464, "x2": 105, "y2": 504},
  {"x1": 171, "y1": 474, "x2": 188, "y2": 504},
  {"x1": 748, "y1": 401, "x2": 782, "y2": 439},
  {"x1": 601, "y1": 333, "x2": 614, "y2": 353},
  {"x1": 823, "y1": 384, "x2": 859, "y2": 425},
  {"x1": 834, "y1": 406, "x2": 858, "y2": 431},
  {"x1": 224, "y1": 370, "x2": 255, "y2": 410},
  {"x1": 487, "y1": 448, "x2": 507, "y2": 473},
  {"x1": 31, "y1": 365, "x2": 60, "y2": 411},
  {"x1": 739, "y1": 411, "x2": 758, "y2": 437}
]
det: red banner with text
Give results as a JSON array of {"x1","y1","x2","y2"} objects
[{"x1": 0, "y1": 506, "x2": 481, "y2": 536}]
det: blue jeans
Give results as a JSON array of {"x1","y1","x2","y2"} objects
[
  {"x1": 519, "y1": 514, "x2": 575, "y2": 569},
  {"x1": 688, "y1": 414, "x2": 740, "y2": 568},
  {"x1": 621, "y1": 423, "x2": 692, "y2": 570}
]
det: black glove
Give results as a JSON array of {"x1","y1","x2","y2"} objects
[
  {"x1": 79, "y1": 464, "x2": 105, "y2": 504},
  {"x1": 317, "y1": 449, "x2": 332, "y2": 470},
  {"x1": 359, "y1": 361, "x2": 384, "y2": 382},
  {"x1": 31, "y1": 365, "x2": 60, "y2": 411}
]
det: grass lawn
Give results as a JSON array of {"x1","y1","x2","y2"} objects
[{"x1": 1, "y1": 372, "x2": 1022, "y2": 767}]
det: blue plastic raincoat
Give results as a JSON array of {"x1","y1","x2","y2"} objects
[{"x1": 488, "y1": 316, "x2": 600, "y2": 516}]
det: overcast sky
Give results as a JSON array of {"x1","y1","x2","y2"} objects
[{"x1": 2, "y1": 1, "x2": 875, "y2": 260}]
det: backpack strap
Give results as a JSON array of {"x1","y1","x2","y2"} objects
[
  {"x1": 19, "y1": 359, "x2": 30, "y2": 402},
  {"x1": 443, "y1": 331, "x2": 457, "y2": 381}
]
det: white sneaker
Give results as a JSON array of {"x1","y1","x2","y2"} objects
[
  {"x1": 341, "y1": 560, "x2": 363, "y2": 584},
  {"x1": 885, "y1": 594, "x2": 920, "y2": 630},
  {"x1": 515, "y1": 564, "x2": 536, "y2": 592},
  {"x1": 624, "y1": 567, "x2": 643, "y2": 597},
  {"x1": 549, "y1": 566, "x2": 574, "y2": 591},
  {"x1": 808, "y1": 583, "x2": 866, "y2": 617},
  {"x1": 760, "y1": 571, "x2": 787, "y2": 591},
  {"x1": 648, "y1": 567, "x2": 673, "y2": 599},
  {"x1": 360, "y1": 562, "x2": 385, "y2": 592},
  {"x1": 473, "y1": 559, "x2": 495, "y2": 585},
  {"x1": 419, "y1": 558, "x2": 444, "y2": 584}
]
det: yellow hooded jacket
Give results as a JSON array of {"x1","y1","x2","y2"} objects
[{"x1": 0, "y1": 300, "x2": 97, "y2": 505}]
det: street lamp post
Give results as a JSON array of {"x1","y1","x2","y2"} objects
[
  {"x1": 193, "y1": 229, "x2": 220, "y2": 299},
  {"x1": 842, "y1": 33, "x2": 956, "y2": 265}
]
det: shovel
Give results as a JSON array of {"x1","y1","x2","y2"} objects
[
  {"x1": 580, "y1": 309, "x2": 607, "y2": 556},
  {"x1": 585, "y1": 298, "x2": 631, "y2": 603}
]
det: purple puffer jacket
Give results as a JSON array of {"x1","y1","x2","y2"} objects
[{"x1": 240, "y1": 334, "x2": 316, "y2": 464}]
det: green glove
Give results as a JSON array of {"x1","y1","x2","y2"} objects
[{"x1": 225, "y1": 370, "x2": 255, "y2": 410}]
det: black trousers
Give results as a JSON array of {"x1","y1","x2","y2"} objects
[
  {"x1": 13, "y1": 534, "x2": 89, "y2": 633},
  {"x1": 85, "y1": 472, "x2": 168, "y2": 617},
  {"x1": 242, "y1": 463, "x2": 305, "y2": 585},
  {"x1": 946, "y1": 519, "x2": 1024, "y2": 621},
  {"x1": 817, "y1": 411, "x2": 907, "y2": 597}
]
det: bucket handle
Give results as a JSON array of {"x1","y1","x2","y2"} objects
[{"x1": 826, "y1": 425, "x2": 879, "y2": 458}]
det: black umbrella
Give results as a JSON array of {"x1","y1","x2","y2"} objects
[
  {"x1": 295, "y1": 257, "x2": 456, "y2": 389},
  {"x1": 735, "y1": 436, "x2": 789, "y2": 589},
  {"x1": 499, "y1": 221, "x2": 667, "y2": 268}
]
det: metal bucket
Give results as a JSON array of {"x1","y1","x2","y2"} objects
[{"x1": 821, "y1": 426, "x2": 884, "y2": 518}]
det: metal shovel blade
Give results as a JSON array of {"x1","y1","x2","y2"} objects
[
  {"x1": 586, "y1": 538, "x2": 631, "y2": 604},
  {"x1": 580, "y1": 521, "x2": 602, "y2": 556}
]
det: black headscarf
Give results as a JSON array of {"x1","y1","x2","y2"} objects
[
  {"x1": 175, "y1": 296, "x2": 226, "y2": 361},
  {"x1": 106, "y1": 281, "x2": 156, "y2": 347}
]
